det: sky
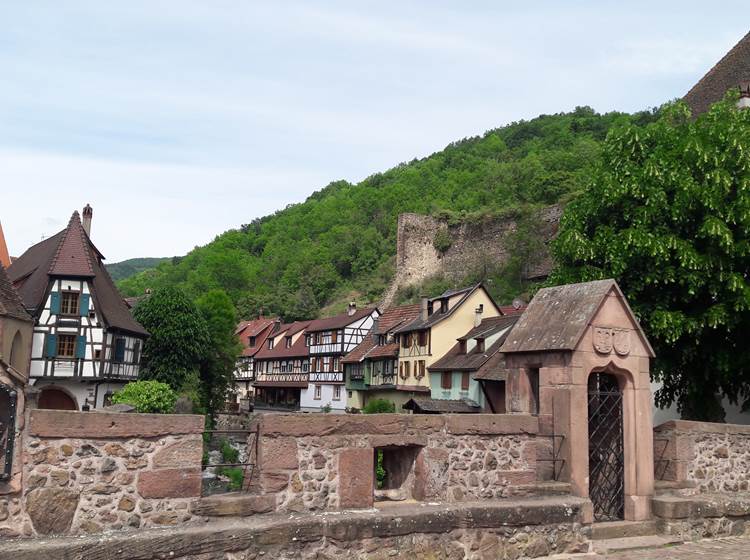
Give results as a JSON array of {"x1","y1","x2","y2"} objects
[{"x1": 0, "y1": 2, "x2": 746, "y2": 262}]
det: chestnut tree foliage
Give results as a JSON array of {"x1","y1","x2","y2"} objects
[{"x1": 551, "y1": 96, "x2": 750, "y2": 420}]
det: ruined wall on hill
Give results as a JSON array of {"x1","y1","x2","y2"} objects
[{"x1": 381, "y1": 205, "x2": 562, "y2": 307}]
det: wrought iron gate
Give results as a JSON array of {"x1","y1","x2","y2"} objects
[{"x1": 588, "y1": 372, "x2": 624, "y2": 521}]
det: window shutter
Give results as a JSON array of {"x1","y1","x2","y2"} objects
[
  {"x1": 76, "y1": 336, "x2": 87, "y2": 359},
  {"x1": 50, "y1": 292, "x2": 61, "y2": 315},
  {"x1": 461, "y1": 372, "x2": 470, "y2": 390},
  {"x1": 441, "y1": 372, "x2": 452, "y2": 389},
  {"x1": 44, "y1": 334, "x2": 57, "y2": 357},
  {"x1": 331, "y1": 330, "x2": 337, "y2": 343},
  {"x1": 79, "y1": 293, "x2": 90, "y2": 317}
]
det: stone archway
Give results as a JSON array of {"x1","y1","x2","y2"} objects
[
  {"x1": 38, "y1": 387, "x2": 78, "y2": 411},
  {"x1": 9, "y1": 330, "x2": 23, "y2": 370}
]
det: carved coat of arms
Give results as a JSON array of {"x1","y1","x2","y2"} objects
[
  {"x1": 593, "y1": 328, "x2": 613, "y2": 354},
  {"x1": 593, "y1": 327, "x2": 630, "y2": 356}
]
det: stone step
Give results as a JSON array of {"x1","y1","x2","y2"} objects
[
  {"x1": 591, "y1": 534, "x2": 682, "y2": 554},
  {"x1": 191, "y1": 493, "x2": 276, "y2": 517},
  {"x1": 654, "y1": 480, "x2": 699, "y2": 496},
  {"x1": 590, "y1": 520, "x2": 659, "y2": 540}
]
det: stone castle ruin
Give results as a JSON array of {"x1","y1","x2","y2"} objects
[{"x1": 381, "y1": 205, "x2": 562, "y2": 307}]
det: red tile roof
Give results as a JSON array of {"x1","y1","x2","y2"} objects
[
  {"x1": 49, "y1": 212, "x2": 96, "y2": 277},
  {"x1": 342, "y1": 304, "x2": 421, "y2": 364},
  {"x1": 254, "y1": 321, "x2": 312, "y2": 360},
  {"x1": 236, "y1": 317, "x2": 277, "y2": 358},
  {"x1": 304, "y1": 307, "x2": 378, "y2": 332}
]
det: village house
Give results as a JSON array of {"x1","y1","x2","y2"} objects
[
  {"x1": 422, "y1": 313, "x2": 520, "y2": 414},
  {"x1": 303, "y1": 304, "x2": 379, "y2": 413},
  {"x1": 5, "y1": 206, "x2": 149, "y2": 410},
  {"x1": 233, "y1": 316, "x2": 277, "y2": 400},
  {"x1": 342, "y1": 303, "x2": 421, "y2": 411},
  {"x1": 252, "y1": 320, "x2": 311, "y2": 410},
  {"x1": 391, "y1": 284, "x2": 501, "y2": 402}
]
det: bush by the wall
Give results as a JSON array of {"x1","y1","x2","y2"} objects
[
  {"x1": 111, "y1": 380, "x2": 178, "y2": 414},
  {"x1": 363, "y1": 398, "x2": 396, "y2": 414}
]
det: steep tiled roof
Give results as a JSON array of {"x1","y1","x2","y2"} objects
[
  {"x1": 7, "y1": 211, "x2": 148, "y2": 337},
  {"x1": 501, "y1": 279, "x2": 654, "y2": 356},
  {"x1": 429, "y1": 315, "x2": 519, "y2": 372},
  {"x1": 402, "y1": 397, "x2": 481, "y2": 414},
  {"x1": 235, "y1": 316, "x2": 276, "y2": 336},
  {"x1": 684, "y1": 31, "x2": 750, "y2": 116},
  {"x1": 236, "y1": 317, "x2": 277, "y2": 358},
  {"x1": 0, "y1": 264, "x2": 32, "y2": 322},
  {"x1": 254, "y1": 321, "x2": 312, "y2": 360},
  {"x1": 342, "y1": 304, "x2": 421, "y2": 364},
  {"x1": 305, "y1": 307, "x2": 378, "y2": 332}
]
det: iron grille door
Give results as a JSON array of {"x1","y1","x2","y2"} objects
[{"x1": 588, "y1": 373, "x2": 624, "y2": 521}]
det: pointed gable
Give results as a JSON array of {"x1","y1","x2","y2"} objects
[
  {"x1": 48, "y1": 211, "x2": 96, "y2": 277},
  {"x1": 684, "y1": 31, "x2": 750, "y2": 116},
  {"x1": 0, "y1": 222, "x2": 10, "y2": 269}
]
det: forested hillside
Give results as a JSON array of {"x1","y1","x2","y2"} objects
[
  {"x1": 106, "y1": 257, "x2": 171, "y2": 281},
  {"x1": 119, "y1": 106, "x2": 659, "y2": 320}
]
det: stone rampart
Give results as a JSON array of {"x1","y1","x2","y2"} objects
[
  {"x1": 246, "y1": 413, "x2": 538, "y2": 513},
  {"x1": 654, "y1": 420, "x2": 750, "y2": 492},
  {"x1": 0, "y1": 409, "x2": 204, "y2": 538}
]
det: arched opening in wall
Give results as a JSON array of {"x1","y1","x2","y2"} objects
[
  {"x1": 9, "y1": 331, "x2": 23, "y2": 370},
  {"x1": 587, "y1": 371, "x2": 624, "y2": 521},
  {"x1": 37, "y1": 387, "x2": 78, "y2": 411}
]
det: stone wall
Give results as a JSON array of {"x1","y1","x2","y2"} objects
[
  {"x1": 654, "y1": 420, "x2": 750, "y2": 492},
  {"x1": 0, "y1": 409, "x2": 204, "y2": 538},
  {"x1": 381, "y1": 206, "x2": 560, "y2": 306},
  {"x1": 246, "y1": 413, "x2": 538, "y2": 513}
]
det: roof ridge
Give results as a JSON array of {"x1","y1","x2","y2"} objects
[
  {"x1": 685, "y1": 31, "x2": 750, "y2": 102},
  {"x1": 48, "y1": 211, "x2": 96, "y2": 277}
]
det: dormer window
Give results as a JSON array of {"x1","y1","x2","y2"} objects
[
  {"x1": 477, "y1": 339, "x2": 485, "y2": 352},
  {"x1": 60, "y1": 291, "x2": 80, "y2": 316},
  {"x1": 267, "y1": 339, "x2": 274, "y2": 350},
  {"x1": 378, "y1": 334, "x2": 387, "y2": 346},
  {"x1": 248, "y1": 336, "x2": 256, "y2": 347},
  {"x1": 285, "y1": 336, "x2": 292, "y2": 348},
  {"x1": 427, "y1": 302, "x2": 434, "y2": 315},
  {"x1": 459, "y1": 340, "x2": 467, "y2": 354},
  {"x1": 440, "y1": 299, "x2": 448, "y2": 313}
]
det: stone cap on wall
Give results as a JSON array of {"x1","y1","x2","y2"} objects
[
  {"x1": 253, "y1": 413, "x2": 538, "y2": 438},
  {"x1": 654, "y1": 419, "x2": 750, "y2": 436},
  {"x1": 28, "y1": 409, "x2": 205, "y2": 439}
]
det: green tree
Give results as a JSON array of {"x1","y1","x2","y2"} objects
[
  {"x1": 196, "y1": 289, "x2": 242, "y2": 418},
  {"x1": 134, "y1": 286, "x2": 210, "y2": 390},
  {"x1": 112, "y1": 380, "x2": 177, "y2": 413},
  {"x1": 551, "y1": 97, "x2": 750, "y2": 421}
]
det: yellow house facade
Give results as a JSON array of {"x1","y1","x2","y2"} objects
[{"x1": 393, "y1": 285, "x2": 501, "y2": 394}]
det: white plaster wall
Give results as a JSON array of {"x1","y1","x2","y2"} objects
[{"x1": 300, "y1": 383, "x2": 346, "y2": 412}]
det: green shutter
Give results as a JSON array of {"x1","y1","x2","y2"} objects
[
  {"x1": 79, "y1": 294, "x2": 90, "y2": 317},
  {"x1": 44, "y1": 334, "x2": 57, "y2": 357},
  {"x1": 76, "y1": 336, "x2": 86, "y2": 359},
  {"x1": 49, "y1": 292, "x2": 61, "y2": 315}
]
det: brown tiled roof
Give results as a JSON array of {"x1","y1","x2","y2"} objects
[
  {"x1": 501, "y1": 279, "x2": 654, "y2": 356},
  {"x1": 235, "y1": 316, "x2": 277, "y2": 336},
  {"x1": 236, "y1": 317, "x2": 277, "y2": 358},
  {"x1": 7, "y1": 211, "x2": 148, "y2": 337},
  {"x1": 402, "y1": 397, "x2": 481, "y2": 414},
  {"x1": 394, "y1": 284, "x2": 500, "y2": 334},
  {"x1": 429, "y1": 316, "x2": 519, "y2": 372},
  {"x1": 684, "y1": 31, "x2": 750, "y2": 116},
  {"x1": 254, "y1": 321, "x2": 312, "y2": 360},
  {"x1": 0, "y1": 264, "x2": 32, "y2": 322},
  {"x1": 305, "y1": 307, "x2": 378, "y2": 332},
  {"x1": 341, "y1": 304, "x2": 421, "y2": 364}
]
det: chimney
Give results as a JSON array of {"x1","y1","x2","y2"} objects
[
  {"x1": 347, "y1": 301, "x2": 357, "y2": 316},
  {"x1": 82, "y1": 204, "x2": 93, "y2": 236},
  {"x1": 274, "y1": 318, "x2": 282, "y2": 332},
  {"x1": 420, "y1": 296, "x2": 429, "y2": 321},
  {"x1": 474, "y1": 304, "x2": 484, "y2": 327}
]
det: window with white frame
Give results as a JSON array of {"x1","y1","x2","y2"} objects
[
  {"x1": 333, "y1": 386, "x2": 341, "y2": 401},
  {"x1": 314, "y1": 385, "x2": 322, "y2": 400}
]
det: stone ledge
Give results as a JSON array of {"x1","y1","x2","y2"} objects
[
  {"x1": 445, "y1": 414, "x2": 538, "y2": 435},
  {"x1": 654, "y1": 420, "x2": 750, "y2": 436},
  {"x1": 652, "y1": 493, "x2": 750, "y2": 520},
  {"x1": 192, "y1": 494, "x2": 277, "y2": 517},
  {"x1": 0, "y1": 497, "x2": 591, "y2": 560},
  {"x1": 29, "y1": 410, "x2": 205, "y2": 439}
]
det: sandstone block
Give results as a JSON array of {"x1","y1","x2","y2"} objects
[
  {"x1": 137, "y1": 468, "x2": 202, "y2": 499},
  {"x1": 118, "y1": 496, "x2": 136, "y2": 512},
  {"x1": 192, "y1": 494, "x2": 277, "y2": 516},
  {"x1": 260, "y1": 471, "x2": 290, "y2": 493},
  {"x1": 445, "y1": 414, "x2": 538, "y2": 435},
  {"x1": 260, "y1": 438, "x2": 298, "y2": 471},
  {"x1": 25, "y1": 487, "x2": 79, "y2": 535},
  {"x1": 152, "y1": 438, "x2": 203, "y2": 469},
  {"x1": 338, "y1": 448, "x2": 374, "y2": 509}
]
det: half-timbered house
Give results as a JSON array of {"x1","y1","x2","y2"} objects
[
  {"x1": 303, "y1": 304, "x2": 379, "y2": 413},
  {"x1": 234, "y1": 316, "x2": 277, "y2": 400},
  {"x1": 342, "y1": 303, "x2": 421, "y2": 411},
  {"x1": 252, "y1": 320, "x2": 311, "y2": 410},
  {"x1": 6, "y1": 207, "x2": 149, "y2": 410},
  {"x1": 392, "y1": 285, "x2": 501, "y2": 399}
]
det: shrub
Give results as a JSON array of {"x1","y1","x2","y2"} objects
[
  {"x1": 433, "y1": 229, "x2": 452, "y2": 253},
  {"x1": 220, "y1": 439, "x2": 239, "y2": 464},
  {"x1": 320, "y1": 402, "x2": 332, "y2": 413},
  {"x1": 363, "y1": 398, "x2": 396, "y2": 414},
  {"x1": 111, "y1": 380, "x2": 177, "y2": 413},
  {"x1": 218, "y1": 466, "x2": 244, "y2": 491}
]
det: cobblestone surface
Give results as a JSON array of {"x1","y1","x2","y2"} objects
[{"x1": 596, "y1": 536, "x2": 750, "y2": 559}]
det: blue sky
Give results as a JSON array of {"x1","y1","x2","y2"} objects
[{"x1": 1, "y1": 2, "x2": 746, "y2": 261}]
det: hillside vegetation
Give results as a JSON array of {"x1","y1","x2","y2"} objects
[
  {"x1": 118, "y1": 106, "x2": 659, "y2": 320},
  {"x1": 107, "y1": 257, "x2": 171, "y2": 282}
]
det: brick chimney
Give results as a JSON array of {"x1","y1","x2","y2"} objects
[
  {"x1": 474, "y1": 304, "x2": 484, "y2": 327},
  {"x1": 420, "y1": 296, "x2": 429, "y2": 321},
  {"x1": 82, "y1": 204, "x2": 93, "y2": 237},
  {"x1": 347, "y1": 301, "x2": 357, "y2": 316}
]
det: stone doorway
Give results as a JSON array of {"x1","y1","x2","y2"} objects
[
  {"x1": 37, "y1": 387, "x2": 78, "y2": 411},
  {"x1": 588, "y1": 372, "x2": 624, "y2": 521}
]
